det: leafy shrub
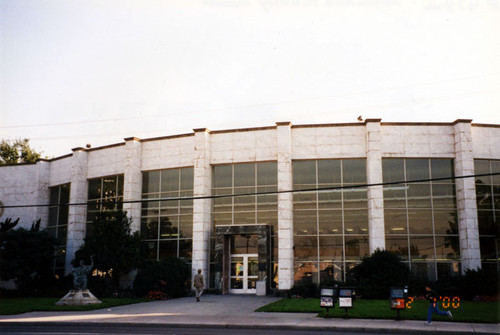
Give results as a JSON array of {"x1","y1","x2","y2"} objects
[
  {"x1": 133, "y1": 257, "x2": 190, "y2": 299},
  {"x1": 430, "y1": 267, "x2": 499, "y2": 300},
  {"x1": 349, "y1": 249, "x2": 410, "y2": 299},
  {"x1": 290, "y1": 281, "x2": 319, "y2": 298},
  {"x1": 0, "y1": 218, "x2": 59, "y2": 296}
]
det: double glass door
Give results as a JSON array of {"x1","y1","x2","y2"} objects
[{"x1": 229, "y1": 254, "x2": 258, "y2": 294}]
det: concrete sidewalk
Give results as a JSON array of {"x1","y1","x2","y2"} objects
[{"x1": 0, "y1": 295, "x2": 498, "y2": 334}]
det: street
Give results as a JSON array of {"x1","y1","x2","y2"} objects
[{"x1": 0, "y1": 323, "x2": 405, "y2": 335}]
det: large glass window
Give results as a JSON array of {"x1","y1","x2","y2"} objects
[
  {"x1": 293, "y1": 159, "x2": 368, "y2": 284},
  {"x1": 211, "y1": 162, "x2": 278, "y2": 287},
  {"x1": 86, "y1": 175, "x2": 124, "y2": 237},
  {"x1": 212, "y1": 162, "x2": 278, "y2": 229},
  {"x1": 48, "y1": 184, "x2": 70, "y2": 277},
  {"x1": 141, "y1": 168, "x2": 193, "y2": 263},
  {"x1": 383, "y1": 158, "x2": 458, "y2": 281},
  {"x1": 475, "y1": 160, "x2": 500, "y2": 272}
]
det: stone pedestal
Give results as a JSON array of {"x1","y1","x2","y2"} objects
[{"x1": 56, "y1": 289, "x2": 102, "y2": 306}]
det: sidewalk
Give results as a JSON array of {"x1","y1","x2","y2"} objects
[{"x1": 0, "y1": 295, "x2": 498, "y2": 334}]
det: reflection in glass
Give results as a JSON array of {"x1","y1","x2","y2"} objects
[{"x1": 141, "y1": 168, "x2": 193, "y2": 262}]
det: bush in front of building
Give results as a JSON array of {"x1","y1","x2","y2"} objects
[
  {"x1": 429, "y1": 267, "x2": 500, "y2": 301},
  {"x1": 0, "y1": 218, "x2": 61, "y2": 296},
  {"x1": 348, "y1": 249, "x2": 411, "y2": 299},
  {"x1": 133, "y1": 257, "x2": 190, "y2": 299}
]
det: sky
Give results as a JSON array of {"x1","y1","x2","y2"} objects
[{"x1": 1, "y1": 0, "x2": 499, "y2": 158}]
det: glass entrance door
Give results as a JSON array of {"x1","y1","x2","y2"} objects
[{"x1": 229, "y1": 254, "x2": 258, "y2": 294}]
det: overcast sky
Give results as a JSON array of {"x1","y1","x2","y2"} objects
[{"x1": 1, "y1": 0, "x2": 499, "y2": 158}]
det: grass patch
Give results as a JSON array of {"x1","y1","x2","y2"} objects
[
  {"x1": 256, "y1": 298, "x2": 500, "y2": 324},
  {"x1": 0, "y1": 297, "x2": 149, "y2": 315}
]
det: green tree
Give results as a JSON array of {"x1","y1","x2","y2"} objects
[
  {"x1": 73, "y1": 210, "x2": 145, "y2": 291},
  {"x1": 0, "y1": 138, "x2": 41, "y2": 165},
  {"x1": 0, "y1": 218, "x2": 57, "y2": 292},
  {"x1": 349, "y1": 249, "x2": 411, "y2": 299}
]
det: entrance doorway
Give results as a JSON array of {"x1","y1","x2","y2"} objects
[
  {"x1": 214, "y1": 224, "x2": 271, "y2": 295},
  {"x1": 229, "y1": 254, "x2": 258, "y2": 294}
]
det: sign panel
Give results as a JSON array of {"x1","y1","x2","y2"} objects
[
  {"x1": 321, "y1": 288, "x2": 334, "y2": 296},
  {"x1": 339, "y1": 297, "x2": 352, "y2": 308},
  {"x1": 320, "y1": 296, "x2": 334, "y2": 307},
  {"x1": 391, "y1": 298, "x2": 405, "y2": 310}
]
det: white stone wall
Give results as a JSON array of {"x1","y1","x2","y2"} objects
[
  {"x1": 0, "y1": 163, "x2": 49, "y2": 229},
  {"x1": 381, "y1": 124, "x2": 455, "y2": 157},
  {"x1": 65, "y1": 149, "x2": 88, "y2": 274},
  {"x1": 471, "y1": 125, "x2": 500, "y2": 159},
  {"x1": 292, "y1": 125, "x2": 366, "y2": 159},
  {"x1": 87, "y1": 145, "x2": 126, "y2": 178},
  {"x1": 277, "y1": 122, "x2": 294, "y2": 290},
  {"x1": 210, "y1": 128, "x2": 277, "y2": 164},
  {"x1": 192, "y1": 129, "x2": 212, "y2": 288},
  {"x1": 141, "y1": 135, "x2": 194, "y2": 171},
  {"x1": 123, "y1": 138, "x2": 143, "y2": 232},
  {"x1": 365, "y1": 120, "x2": 385, "y2": 253},
  {"x1": 49, "y1": 156, "x2": 73, "y2": 187},
  {"x1": 454, "y1": 121, "x2": 481, "y2": 272}
]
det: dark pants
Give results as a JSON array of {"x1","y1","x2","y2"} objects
[{"x1": 427, "y1": 303, "x2": 448, "y2": 322}]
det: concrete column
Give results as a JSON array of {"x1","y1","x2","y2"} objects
[
  {"x1": 453, "y1": 119, "x2": 481, "y2": 273},
  {"x1": 65, "y1": 147, "x2": 88, "y2": 274},
  {"x1": 365, "y1": 119, "x2": 385, "y2": 253},
  {"x1": 123, "y1": 137, "x2": 142, "y2": 233},
  {"x1": 276, "y1": 122, "x2": 294, "y2": 290},
  {"x1": 34, "y1": 160, "x2": 50, "y2": 228},
  {"x1": 192, "y1": 128, "x2": 212, "y2": 287}
]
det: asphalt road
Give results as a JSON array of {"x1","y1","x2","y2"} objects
[{"x1": 0, "y1": 323, "x2": 402, "y2": 335}]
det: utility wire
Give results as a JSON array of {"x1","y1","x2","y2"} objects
[
  {"x1": 2, "y1": 172, "x2": 499, "y2": 209},
  {"x1": 2, "y1": 73, "x2": 498, "y2": 130}
]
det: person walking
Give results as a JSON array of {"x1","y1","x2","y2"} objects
[
  {"x1": 193, "y1": 269, "x2": 204, "y2": 302},
  {"x1": 424, "y1": 285, "x2": 453, "y2": 325}
]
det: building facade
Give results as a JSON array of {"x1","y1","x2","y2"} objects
[{"x1": 0, "y1": 120, "x2": 499, "y2": 293}]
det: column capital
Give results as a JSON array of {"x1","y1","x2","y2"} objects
[
  {"x1": 124, "y1": 137, "x2": 141, "y2": 142},
  {"x1": 364, "y1": 118, "x2": 382, "y2": 124},
  {"x1": 193, "y1": 127, "x2": 210, "y2": 133},
  {"x1": 453, "y1": 119, "x2": 473, "y2": 125},
  {"x1": 276, "y1": 121, "x2": 292, "y2": 127}
]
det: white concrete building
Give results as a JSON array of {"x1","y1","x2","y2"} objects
[{"x1": 0, "y1": 120, "x2": 499, "y2": 293}]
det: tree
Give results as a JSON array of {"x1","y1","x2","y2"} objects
[
  {"x1": 73, "y1": 210, "x2": 145, "y2": 291},
  {"x1": 0, "y1": 138, "x2": 41, "y2": 165},
  {"x1": 0, "y1": 218, "x2": 57, "y2": 292},
  {"x1": 348, "y1": 249, "x2": 411, "y2": 299}
]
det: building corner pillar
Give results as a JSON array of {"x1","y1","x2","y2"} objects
[
  {"x1": 35, "y1": 160, "x2": 51, "y2": 228},
  {"x1": 65, "y1": 147, "x2": 89, "y2": 275},
  {"x1": 276, "y1": 122, "x2": 294, "y2": 290},
  {"x1": 123, "y1": 137, "x2": 142, "y2": 233},
  {"x1": 453, "y1": 119, "x2": 481, "y2": 273},
  {"x1": 192, "y1": 128, "x2": 211, "y2": 288},
  {"x1": 365, "y1": 119, "x2": 385, "y2": 253}
]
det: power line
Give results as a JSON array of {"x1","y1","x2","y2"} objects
[
  {"x1": 2, "y1": 172, "x2": 499, "y2": 209},
  {"x1": 1, "y1": 72, "x2": 498, "y2": 130}
]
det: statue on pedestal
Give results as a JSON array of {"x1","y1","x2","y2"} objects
[
  {"x1": 72, "y1": 257, "x2": 93, "y2": 290},
  {"x1": 56, "y1": 256, "x2": 101, "y2": 306}
]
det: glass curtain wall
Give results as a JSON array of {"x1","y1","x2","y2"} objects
[
  {"x1": 211, "y1": 162, "x2": 278, "y2": 287},
  {"x1": 383, "y1": 159, "x2": 459, "y2": 281},
  {"x1": 48, "y1": 184, "x2": 70, "y2": 277},
  {"x1": 141, "y1": 168, "x2": 193, "y2": 264},
  {"x1": 474, "y1": 159, "x2": 500, "y2": 272},
  {"x1": 293, "y1": 159, "x2": 369, "y2": 284},
  {"x1": 86, "y1": 175, "x2": 124, "y2": 237}
]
